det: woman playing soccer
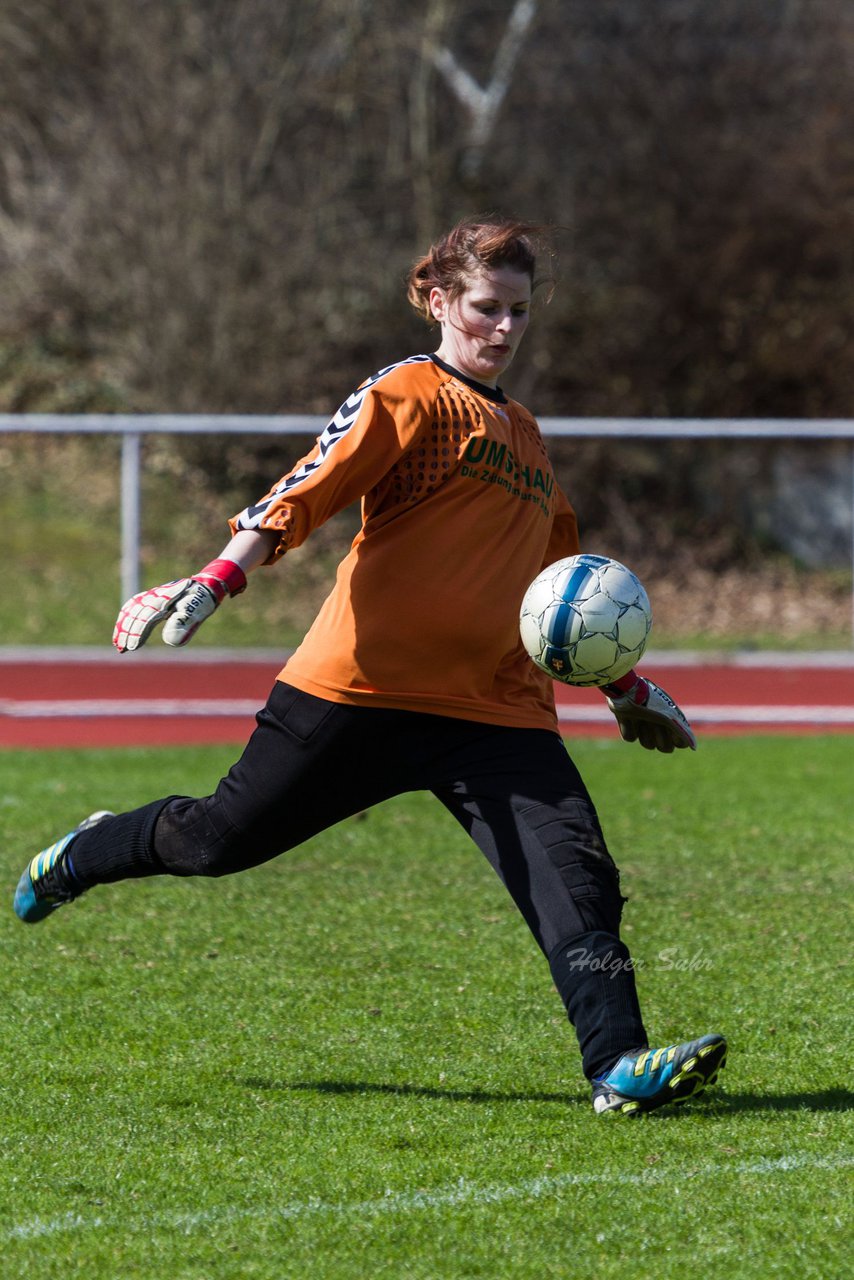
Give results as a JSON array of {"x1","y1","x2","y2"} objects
[{"x1": 14, "y1": 218, "x2": 726, "y2": 1116}]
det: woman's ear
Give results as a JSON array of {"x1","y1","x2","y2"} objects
[{"x1": 428, "y1": 286, "x2": 446, "y2": 323}]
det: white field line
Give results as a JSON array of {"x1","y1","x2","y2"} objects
[
  {"x1": 2, "y1": 699, "x2": 854, "y2": 725},
  {"x1": 7, "y1": 1152, "x2": 852, "y2": 1243},
  {"x1": 558, "y1": 705, "x2": 854, "y2": 726},
  {"x1": 0, "y1": 699, "x2": 261, "y2": 718}
]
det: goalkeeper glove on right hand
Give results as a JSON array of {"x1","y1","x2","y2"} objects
[
  {"x1": 602, "y1": 671, "x2": 697, "y2": 753},
  {"x1": 112, "y1": 558, "x2": 247, "y2": 653}
]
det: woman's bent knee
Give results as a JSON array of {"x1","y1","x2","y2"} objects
[{"x1": 153, "y1": 797, "x2": 252, "y2": 877}]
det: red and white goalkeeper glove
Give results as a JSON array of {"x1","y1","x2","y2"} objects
[
  {"x1": 112, "y1": 559, "x2": 247, "y2": 653},
  {"x1": 601, "y1": 671, "x2": 697, "y2": 753}
]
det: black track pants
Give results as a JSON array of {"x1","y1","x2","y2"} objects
[{"x1": 69, "y1": 682, "x2": 648, "y2": 1078}]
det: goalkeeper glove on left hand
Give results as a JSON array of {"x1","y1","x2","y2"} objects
[
  {"x1": 112, "y1": 559, "x2": 247, "y2": 653},
  {"x1": 602, "y1": 671, "x2": 697, "y2": 753}
]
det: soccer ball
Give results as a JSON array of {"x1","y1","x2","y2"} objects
[{"x1": 520, "y1": 554, "x2": 652, "y2": 687}]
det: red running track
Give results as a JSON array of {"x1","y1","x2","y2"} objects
[{"x1": 1, "y1": 649, "x2": 854, "y2": 749}]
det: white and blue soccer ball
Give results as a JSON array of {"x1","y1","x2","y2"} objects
[{"x1": 520, "y1": 554, "x2": 652, "y2": 687}]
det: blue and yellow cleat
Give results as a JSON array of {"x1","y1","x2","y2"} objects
[
  {"x1": 592, "y1": 1033, "x2": 727, "y2": 1116},
  {"x1": 14, "y1": 811, "x2": 113, "y2": 924}
]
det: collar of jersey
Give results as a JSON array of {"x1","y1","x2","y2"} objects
[{"x1": 430, "y1": 355, "x2": 508, "y2": 404}]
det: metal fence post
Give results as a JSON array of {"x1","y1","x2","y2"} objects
[{"x1": 120, "y1": 431, "x2": 141, "y2": 605}]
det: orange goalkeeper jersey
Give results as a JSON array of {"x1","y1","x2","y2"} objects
[{"x1": 231, "y1": 355, "x2": 580, "y2": 731}]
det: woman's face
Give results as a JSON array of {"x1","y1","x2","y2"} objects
[{"x1": 430, "y1": 266, "x2": 532, "y2": 388}]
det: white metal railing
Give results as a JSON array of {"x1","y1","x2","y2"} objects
[{"x1": 2, "y1": 414, "x2": 854, "y2": 637}]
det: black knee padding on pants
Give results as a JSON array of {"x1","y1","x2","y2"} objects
[
  {"x1": 517, "y1": 796, "x2": 626, "y2": 939},
  {"x1": 153, "y1": 795, "x2": 246, "y2": 877}
]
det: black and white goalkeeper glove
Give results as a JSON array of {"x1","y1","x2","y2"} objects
[
  {"x1": 601, "y1": 671, "x2": 697, "y2": 753},
  {"x1": 112, "y1": 559, "x2": 247, "y2": 653}
]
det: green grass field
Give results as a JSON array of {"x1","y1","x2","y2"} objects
[{"x1": 1, "y1": 736, "x2": 851, "y2": 1279}]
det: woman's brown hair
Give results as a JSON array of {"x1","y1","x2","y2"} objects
[{"x1": 407, "y1": 217, "x2": 542, "y2": 322}]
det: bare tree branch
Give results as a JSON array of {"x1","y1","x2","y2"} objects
[
  {"x1": 429, "y1": 0, "x2": 538, "y2": 178},
  {"x1": 409, "y1": 0, "x2": 450, "y2": 243}
]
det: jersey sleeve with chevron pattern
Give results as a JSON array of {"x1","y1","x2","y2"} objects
[
  {"x1": 230, "y1": 355, "x2": 437, "y2": 558},
  {"x1": 230, "y1": 355, "x2": 581, "y2": 731}
]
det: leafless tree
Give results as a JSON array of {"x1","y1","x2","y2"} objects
[
  {"x1": 429, "y1": 0, "x2": 537, "y2": 181},
  {"x1": 1, "y1": 0, "x2": 852, "y2": 431}
]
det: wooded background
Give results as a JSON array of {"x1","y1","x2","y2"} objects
[{"x1": 1, "y1": 0, "x2": 852, "y2": 625}]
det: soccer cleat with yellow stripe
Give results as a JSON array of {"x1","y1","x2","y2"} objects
[
  {"x1": 13, "y1": 812, "x2": 113, "y2": 924},
  {"x1": 592, "y1": 1033, "x2": 727, "y2": 1115}
]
